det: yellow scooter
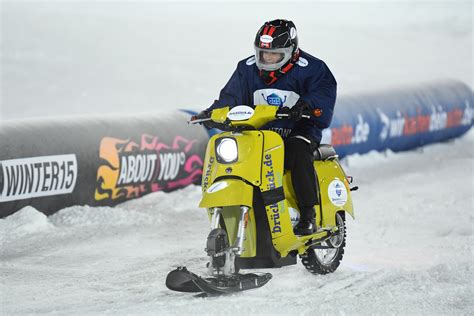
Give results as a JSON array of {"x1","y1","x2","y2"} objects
[{"x1": 166, "y1": 105, "x2": 356, "y2": 296}]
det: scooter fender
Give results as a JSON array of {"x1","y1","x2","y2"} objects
[
  {"x1": 199, "y1": 179, "x2": 258, "y2": 258},
  {"x1": 199, "y1": 179, "x2": 254, "y2": 208}
]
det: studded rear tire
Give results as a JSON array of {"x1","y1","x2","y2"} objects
[{"x1": 300, "y1": 212, "x2": 346, "y2": 275}]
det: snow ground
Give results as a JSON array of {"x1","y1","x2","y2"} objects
[{"x1": 1, "y1": 129, "x2": 472, "y2": 315}]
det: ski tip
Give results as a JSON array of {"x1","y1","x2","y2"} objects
[{"x1": 165, "y1": 266, "x2": 202, "y2": 293}]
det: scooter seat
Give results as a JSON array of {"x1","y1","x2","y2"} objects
[{"x1": 313, "y1": 144, "x2": 338, "y2": 161}]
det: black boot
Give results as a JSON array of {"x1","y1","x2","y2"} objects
[
  {"x1": 294, "y1": 220, "x2": 315, "y2": 235},
  {"x1": 294, "y1": 207, "x2": 316, "y2": 235}
]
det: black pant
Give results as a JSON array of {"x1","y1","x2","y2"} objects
[{"x1": 284, "y1": 136, "x2": 319, "y2": 222}]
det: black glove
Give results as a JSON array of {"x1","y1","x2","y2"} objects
[
  {"x1": 190, "y1": 110, "x2": 210, "y2": 122},
  {"x1": 191, "y1": 110, "x2": 214, "y2": 129},
  {"x1": 278, "y1": 100, "x2": 310, "y2": 121}
]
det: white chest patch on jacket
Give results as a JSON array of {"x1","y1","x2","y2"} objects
[
  {"x1": 253, "y1": 89, "x2": 300, "y2": 108},
  {"x1": 297, "y1": 57, "x2": 308, "y2": 67}
]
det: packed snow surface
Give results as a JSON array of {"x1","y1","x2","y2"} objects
[{"x1": 1, "y1": 130, "x2": 472, "y2": 315}]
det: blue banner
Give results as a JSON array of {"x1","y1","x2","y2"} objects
[{"x1": 320, "y1": 80, "x2": 472, "y2": 157}]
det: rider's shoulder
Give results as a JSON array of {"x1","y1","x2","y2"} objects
[
  {"x1": 238, "y1": 55, "x2": 257, "y2": 68},
  {"x1": 296, "y1": 50, "x2": 325, "y2": 70}
]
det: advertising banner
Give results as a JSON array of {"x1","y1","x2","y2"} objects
[
  {"x1": 0, "y1": 112, "x2": 208, "y2": 218},
  {"x1": 322, "y1": 80, "x2": 472, "y2": 157}
]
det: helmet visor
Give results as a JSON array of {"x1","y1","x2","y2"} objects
[{"x1": 255, "y1": 46, "x2": 293, "y2": 71}]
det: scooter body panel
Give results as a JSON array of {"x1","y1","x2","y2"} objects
[
  {"x1": 201, "y1": 131, "x2": 264, "y2": 191},
  {"x1": 199, "y1": 106, "x2": 354, "y2": 263},
  {"x1": 199, "y1": 179, "x2": 254, "y2": 208},
  {"x1": 315, "y1": 160, "x2": 355, "y2": 228}
]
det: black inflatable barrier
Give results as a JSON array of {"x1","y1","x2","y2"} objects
[
  {"x1": 1, "y1": 81, "x2": 472, "y2": 219},
  {"x1": 0, "y1": 112, "x2": 208, "y2": 218},
  {"x1": 324, "y1": 80, "x2": 473, "y2": 157}
]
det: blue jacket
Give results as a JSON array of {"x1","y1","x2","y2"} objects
[{"x1": 206, "y1": 50, "x2": 337, "y2": 143}]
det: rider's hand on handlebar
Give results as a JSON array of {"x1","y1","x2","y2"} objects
[
  {"x1": 190, "y1": 110, "x2": 210, "y2": 122},
  {"x1": 278, "y1": 100, "x2": 310, "y2": 121},
  {"x1": 190, "y1": 110, "x2": 215, "y2": 129}
]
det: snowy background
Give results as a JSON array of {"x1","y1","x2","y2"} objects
[
  {"x1": 1, "y1": 0, "x2": 472, "y2": 120},
  {"x1": 1, "y1": 0, "x2": 473, "y2": 314}
]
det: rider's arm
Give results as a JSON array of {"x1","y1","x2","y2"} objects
[
  {"x1": 298, "y1": 61, "x2": 337, "y2": 129},
  {"x1": 205, "y1": 63, "x2": 249, "y2": 112}
]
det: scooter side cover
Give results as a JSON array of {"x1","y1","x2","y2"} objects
[{"x1": 314, "y1": 160, "x2": 355, "y2": 228}]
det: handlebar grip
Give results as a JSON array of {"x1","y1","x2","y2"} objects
[
  {"x1": 188, "y1": 118, "x2": 212, "y2": 125},
  {"x1": 275, "y1": 113, "x2": 311, "y2": 119},
  {"x1": 276, "y1": 113, "x2": 289, "y2": 118}
]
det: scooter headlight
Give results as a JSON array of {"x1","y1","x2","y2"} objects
[{"x1": 215, "y1": 137, "x2": 238, "y2": 163}]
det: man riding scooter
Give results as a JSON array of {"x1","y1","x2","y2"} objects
[{"x1": 192, "y1": 19, "x2": 337, "y2": 235}]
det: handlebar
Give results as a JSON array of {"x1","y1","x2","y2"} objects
[
  {"x1": 188, "y1": 117, "x2": 240, "y2": 131},
  {"x1": 188, "y1": 117, "x2": 211, "y2": 125},
  {"x1": 275, "y1": 113, "x2": 311, "y2": 119},
  {"x1": 189, "y1": 106, "x2": 313, "y2": 130}
]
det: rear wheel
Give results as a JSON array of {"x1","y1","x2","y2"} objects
[{"x1": 301, "y1": 212, "x2": 346, "y2": 274}]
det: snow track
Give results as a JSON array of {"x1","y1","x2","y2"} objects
[{"x1": 1, "y1": 131, "x2": 473, "y2": 314}]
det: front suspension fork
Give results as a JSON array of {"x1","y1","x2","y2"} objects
[
  {"x1": 210, "y1": 207, "x2": 222, "y2": 230},
  {"x1": 207, "y1": 206, "x2": 249, "y2": 276},
  {"x1": 233, "y1": 206, "x2": 249, "y2": 255}
]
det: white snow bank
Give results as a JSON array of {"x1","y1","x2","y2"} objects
[
  {"x1": 49, "y1": 186, "x2": 203, "y2": 228},
  {"x1": 0, "y1": 129, "x2": 472, "y2": 315},
  {"x1": 0, "y1": 206, "x2": 53, "y2": 241}
]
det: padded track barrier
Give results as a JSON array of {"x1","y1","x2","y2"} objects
[
  {"x1": 0, "y1": 112, "x2": 208, "y2": 218},
  {"x1": 0, "y1": 81, "x2": 472, "y2": 218},
  {"x1": 323, "y1": 80, "x2": 472, "y2": 157}
]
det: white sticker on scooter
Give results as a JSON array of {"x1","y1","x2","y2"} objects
[
  {"x1": 207, "y1": 181, "x2": 228, "y2": 193},
  {"x1": 227, "y1": 105, "x2": 254, "y2": 121},
  {"x1": 288, "y1": 207, "x2": 300, "y2": 228},
  {"x1": 328, "y1": 179, "x2": 348, "y2": 207}
]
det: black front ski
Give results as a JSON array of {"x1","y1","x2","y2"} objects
[
  {"x1": 166, "y1": 266, "x2": 272, "y2": 296},
  {"x1": 165, "y1": 267, "x2": 203, "y2": 293}
]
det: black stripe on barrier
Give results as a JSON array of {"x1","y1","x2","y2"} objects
[{"x1": 0, "y1": 111, "x2": 208, "y2": 218}]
